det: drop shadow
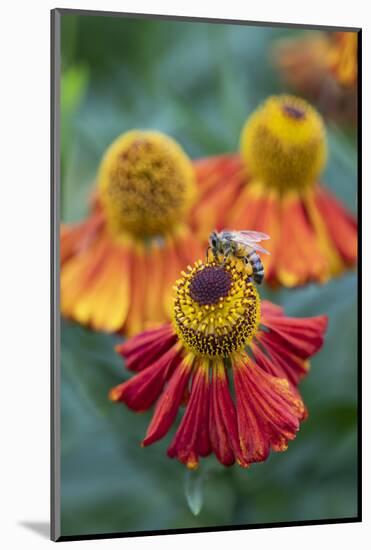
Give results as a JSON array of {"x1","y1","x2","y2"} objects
[{"x1": 19, "y1": 521, "x2": 49, "y2": 539}]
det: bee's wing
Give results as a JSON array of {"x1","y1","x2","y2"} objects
[
  {"x1": 232, "y1": 237, "x2": 271, "y2": 255},
  {"x1": 236, "y1": 230, "x2": 270, "y2": 242},
  {"x1": 249, "y1": 242, "x2": 271, "y2": 255}
]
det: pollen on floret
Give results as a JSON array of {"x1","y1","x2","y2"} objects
[
  {"x1": 109, "y1": 386, "x2": 122, "y2": 402},
  {"x1": 186, "y1": 458, "x2": 199, "y2": 470},
  {"x1": 172, "y1": 259, "x2": 260, "y2": 357},
  {"x1": 239, "y1": 95, "x2": 327, "y2": 191},
  {"x1": 98, "y1": 130, "x2": 196, "y2": 240}
]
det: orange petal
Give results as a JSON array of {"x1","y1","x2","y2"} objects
[
  {"x1": 275, "y1": 191, "x2": 330, "y2": 286},
  {"x1": 124, "y1": 243, "x2": 148, "y2": 337},
  {"x1": 161, "y1": 235, "x2": 187, "y2": 319},
  {"x1": 228, "y1": 181, "x2": 281, "y2": 280},
  {"x1": 61, "y1": 232, "x2": 109, "y2": 317},
  {"x1": 84, "y1": 245, "x2": 130, "y2": 331},
  {"x1": 314, "y1": 186, "x2": 357, "y2": 266},
  {"x1": 144, "y1": 243, "x2": 166, "y2": 323},
  {"x1": 303, "y1": 187, "x2": 344, "y2": 276},
  {"x1": 177, "y1": 227, "x2": 204, "y2": 271},
  {"x1": 60, "y1": 210, "x2": 104, "y2": 263},
  {"x1": 192, "y1": 154, "x2": 245, "y2": 236},
  {"x1": 70, "y1": 237, "x2": 130, "y2": 332},
  {"x1": 193, "y1": 154, "x2": 243, "y2": 197}
]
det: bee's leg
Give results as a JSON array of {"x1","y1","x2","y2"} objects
[
  {"x1": 243, "y1": 256, "x2": 254, "y2": 282},
  {"x1": 205, "y1": 246, "x2": 211, "y2": 262},
  {"x1": 222, "y1": 244, "x2": 232, "y2": 265}
]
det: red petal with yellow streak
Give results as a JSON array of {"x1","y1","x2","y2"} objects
[{"x1": 233, "y1": 355, "x2": 306, "y2": 464}]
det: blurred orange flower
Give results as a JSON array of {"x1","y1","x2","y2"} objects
[
  {"x1": 110, "y1": 258, "x2": 327, "y2": 469},
  {"x1": 273, "y1": 31, "x2": 358, "y2": 123},
  {"x1": 61, "y1": 130, "x2": 203, "y2": 336},
  {"x1": 193, "y1": 95, "x2": 358, "y2": 288}
]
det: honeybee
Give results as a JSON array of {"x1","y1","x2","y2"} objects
[{"x1": 208, "y1": 229, "x2": 270, "y2": 285}]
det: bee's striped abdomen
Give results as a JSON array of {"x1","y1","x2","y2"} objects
[{"x1": 244, "y1": 250, "x2": 265, "y2": 285}]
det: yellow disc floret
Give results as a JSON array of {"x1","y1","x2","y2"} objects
[
  {"x1": 240, "y1": 95, "x2": 327, "y2": 191},
  {"x1": 98, "y1": 130, "x2": 196, "y2": 239},
  {"x1": 172, "y1": 259, "x2": 260, "y2": 357}
]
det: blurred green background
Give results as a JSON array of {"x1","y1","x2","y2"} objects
[{"x1": 60, "y1": 13, "x2": 358, "y2": 538}]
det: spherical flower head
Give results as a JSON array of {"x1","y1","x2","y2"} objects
[
  {"x1": 240, "y1": 95, "x2": 327, "y2": 191},
  {"x1": 173, "y1": 259, "x2": 260, "y2": 357},
  {"x1": 98, "y1": 130, "x2": 197, "y2": 239}
]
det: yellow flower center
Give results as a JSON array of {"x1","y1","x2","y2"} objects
[
  {"x1": 240, "y1": 95, "x2": 327, "y2": 191},
  {"x1": 98, "y1": 130, "x2": 196, "y2": 239},
  {"x1": 173, "y1": 259, "x2": 260, "y2": 357}
]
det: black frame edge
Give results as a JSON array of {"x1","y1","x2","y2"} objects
[
  {"x1": 54, "y1": 7, "x2": 361, "y2": 32},
  {"x1": 57, "y1": 517, "x2": 361, "y2": 542},
  {"x1": 51, "y1": 7, "x2": 61, "y2": 543},
  {"x1": 356, "y1": 28, "x2": 362, "y2": 523}
]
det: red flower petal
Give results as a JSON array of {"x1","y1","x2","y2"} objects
[
  {"x1": 109, "y1": 343, "x2": 182, "y2": 411},
  {"x1": 209, "y1": 359, "x2": 249, "y2": 467},
  {"x1": 261, "y1": 300, "x2": 284, "y2": 318},
  {"x1": 116, "y1": 323, "x2": 177, "y2": 371},
  {"x1": 142, "y1": 357, "x2": 194, "y2": 447},
  {"x1": 233, "y1": 354, "x2": 306, "y2": 463},
  {"x1": 262, "y1": 313, "x2": 328, "y2": 359},
  {"x1": 167, "y1": 359, "x2": 211, "y2": 469},
  {"x1": 253, "y1": 335, "x2": 309, "y2": 386},
  {"x1": 250, "y1": 341, "x2": 309, "y2": 418}
]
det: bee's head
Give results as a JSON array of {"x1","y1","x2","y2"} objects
[{"x1": 209, "y1": 230, "x2": 218, "y2": 250}]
